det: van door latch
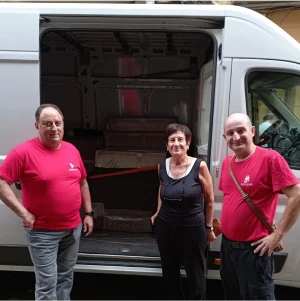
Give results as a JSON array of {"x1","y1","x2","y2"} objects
[{"x1": 215, "y1": 168, "x2": 219, "y2": 178}]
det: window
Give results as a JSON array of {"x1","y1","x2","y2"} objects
[{"x1": 247, "y1": 70, "x2": 300, "y2": 170}]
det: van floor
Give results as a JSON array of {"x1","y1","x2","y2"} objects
[{"x1": 79, "y1": 231, "x2": 160, "y2": 257}]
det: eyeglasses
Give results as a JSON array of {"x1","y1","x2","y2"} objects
[
  {"x1": 41, "y1": 121, "x2": 63, "y2": 128},
  {"x1": 162, "y1": 177, "x2": 185, "y2": 202}
]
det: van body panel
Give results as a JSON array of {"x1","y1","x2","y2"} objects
[
  {"x1": 222, "y1": 15, "x2": 300, "y2": 62},
  {"x1": 210, "y1": 58, "x2": 232, "y2": 195},
  {"x1": 0, "y1": 3, "x2": 227, "y2": 17},
  {"x1": 0, "y1": 3, "x2": 299, "y2": 62},
  {"x1": 230, "y1": 58, "x2": 300, "y2": 284},
  {"x1": 0, "y1": 52, "x2": 39, "y2": 61},
  {"x1": 208, "y1": 58, "x2": 232, "y2": 257},
  {"x1": 0, "y1": 10, "x2": 40, "y2": 246},
  {"x1": 0, "y1": 61, "x2": 39, "y2": 155},
  {"x1": 0, "y1": 11, "x2": 39, "y2": 52},
  {"x1": 0, "y1": 53, "x2": 39, "y2": 247},
  {"x1": 0, "y1": 2, "x2": 300, "y2": 288},
  {"x1": 0, "y1": 203, "x2": 27, "y2": 244}
]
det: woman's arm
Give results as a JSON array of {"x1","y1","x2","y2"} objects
[
  {"x1": 199, "y1": 161, "x2": 216, "y2": 243},
  {"x1": 151, "y1": 164, "x2": 162, "y2": 224}
]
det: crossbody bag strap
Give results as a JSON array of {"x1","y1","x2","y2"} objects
[{"x1": 229, "y1": 156, "x2": 274, "y2": 233}]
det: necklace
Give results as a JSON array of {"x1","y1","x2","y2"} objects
[{"x1": 169, "y1": 157, "x2": 189, "y2": 178}]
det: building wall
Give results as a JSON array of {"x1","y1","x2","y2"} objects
[
  {"x1": 265, "y1": 9, "x2": 300, "y2": 117},
  {"x1": 266, "y1": 9, "x2": 300, "y2": 42}
]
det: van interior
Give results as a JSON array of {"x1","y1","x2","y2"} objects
[{"x1": 40, "y1": 29, "x2": 215, "y2": 258}]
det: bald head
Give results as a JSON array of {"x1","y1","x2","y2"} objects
[
  {"x1": 224, "y1": 113, "x2": 252, "y2": 133},
  {"x1": 223, "y1": 112, "x2": 255, "y2": 158}
]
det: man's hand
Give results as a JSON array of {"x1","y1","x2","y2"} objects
[
  {"x1": 21, "y1": 211, "x2": 36, "y2": 230},
  {"x1": 206, "y1": 229, "x2": 217, "y2": 244},
  {"x1": 83, "y1": 215, "x2": 94, "y2": 236},
  {"x1": 251, "y1": 231, "x2": 283, "y2": 256}
]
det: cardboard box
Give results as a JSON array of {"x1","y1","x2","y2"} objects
[
  {"x1": 83, "y1": 160, "x2": 95, "y2": 173},
  {"x1": 64, "y1": 136, "x2": 101, "y2": 161},
  {"x1": 95, "y1": 150, "x2": 166, "y2": 169},
  {"x1": 102, "y1": 209, "x2": 152, "y2": 233},
  {"x1": 105, "y1": 131, "x2": 165, "y2": 150},
  {"x1": 92, "y1": 203, "x2": 105, "y2": 230},
  {"x1": 107, "y1": 117, "x2": 176, "y2": 132}
]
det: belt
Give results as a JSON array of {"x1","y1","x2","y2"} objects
[
  {"x1": 224, "y1": 235, "x2": 253, "y2": 249},
  {"x1": 228, "y1": 241, "x2": 252, "y2": 249}
]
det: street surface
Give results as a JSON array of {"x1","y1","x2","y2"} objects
[{"x1": 0, "y1": 271, "x2": 299, "y2": 299}]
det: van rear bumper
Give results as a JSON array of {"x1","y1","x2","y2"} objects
[
  {"x1": 207, "y1": 249, "x2": 288, "y2": 274},
  {"x1": 0, "y1": 245, "x2": 288, "y2": 275}
]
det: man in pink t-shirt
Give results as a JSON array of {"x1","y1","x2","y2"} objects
[
  {"x1": 0, "y1": 104, "x2": 94, "y2": 300},
  {"x1": 219, "y1": 113, "x2": 300, "y2": 300}
]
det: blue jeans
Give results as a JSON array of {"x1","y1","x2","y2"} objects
[{"x1": 25, "y1": 223, "x2": 82, "y2": 300}]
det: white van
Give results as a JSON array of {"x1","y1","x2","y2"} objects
[{"x1": 1, "y1": 1, "x2": 300, "y2": 289}]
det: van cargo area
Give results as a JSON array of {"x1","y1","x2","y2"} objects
[{"x1": 40, "y1": 29, "x2": 214, "y2": 258}]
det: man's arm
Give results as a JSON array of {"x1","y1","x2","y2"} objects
[
  {"x1": 0, "y1": 177, "x2": 35, "y2": 229},
  {"x1": 276, "y1": 184, "x2": 300, "y2": 235},
  {"x1": 80, "y1": 178, "x2": 93, "y2": 236},
  {"x1": 252, "y1": 183, "x2": 300, "y2": 256}
]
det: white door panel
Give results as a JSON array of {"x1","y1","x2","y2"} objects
[
  {"x1": 0, "y1": 11, "x2": 39, "y2": 51},
  {"x1": 0, "y1": 12, "x2": 40, "y2": 246},
  {"x1": 230, "y1": 58, "x2": 300, "y2": 285},
  {"x1": 210, "y1": 58, "x2": 232, "y2": 201},
  {"x1": 206, "y1": 58, "x2": 232, "y2": 278},
  {"x1": 230, "y1": 59, "x2": 300, "y2": 115}
]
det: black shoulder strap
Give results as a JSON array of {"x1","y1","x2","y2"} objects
[
  {"x1": 158, "y1": 159, "x2": 166, "y2": 182},
  {"x1": 230, "y1": 155, "x2": 274, "y2": 233},
  {"x1": 193, "y1": 158, "x2": 202, "y2": 181}
]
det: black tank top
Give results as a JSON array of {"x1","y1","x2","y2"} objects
[{"x1": 157, "y1": 158, "x2": 205, "y2": 227}]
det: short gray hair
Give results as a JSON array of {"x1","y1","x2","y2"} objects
[{"x1": 35, "y1": 104, "x2": 64, "y2": 122}]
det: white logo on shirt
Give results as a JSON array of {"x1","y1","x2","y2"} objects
[
  {"x1": 69, "y1": 163, "x2": 78, "y2": 171},
  {"x1": 244, "y1": 175, "x2": 250, "y2": 183},
  {"x1": 241, "y1": 175, "x2": 252, "y2": 186}
]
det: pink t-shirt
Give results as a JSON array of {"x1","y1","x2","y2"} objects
[
  {"x1": 219, "y1": 147, "x2": 299, "y2": 242},
  {"x1": 0, "y1": 138, "x2": 87, "y2": 230}
]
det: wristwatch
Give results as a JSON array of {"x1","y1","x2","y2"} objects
[
  {"x1": 205, "y1": 225, "x2": 213, "y2": 231},
  {"x1": 85, "y1": 211, "x2": 94, "y2": 217}
]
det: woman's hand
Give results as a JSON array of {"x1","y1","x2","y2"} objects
[
  {"x1": 206, "y1": 229, "x2": 217, "y2": 244},
  {"x1": 151, "y1": 212, "x2": 159, "y2": 225}
]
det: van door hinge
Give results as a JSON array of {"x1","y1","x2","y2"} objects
[
  {"x1": 40, "y1": 17, "x2": 50, "y2": 24},
  {"x1": 218, "y1": 43, "x2": 222, "y2": 60}
]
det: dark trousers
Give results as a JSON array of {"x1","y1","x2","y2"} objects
[
  {"x1": 154, "y1": 217, "x2": 207, "y2": 300},
  {"x1": 220, "y1": 234, "x2": 275, "y2": 300}
]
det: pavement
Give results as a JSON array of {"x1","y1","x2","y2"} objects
[{"x1": 0, "y1": 271, "x2": 299, "y2": 300}]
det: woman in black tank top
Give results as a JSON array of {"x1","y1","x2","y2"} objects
[{"x1": 151, "y1": 123, "x2": 216, "y2": 300}]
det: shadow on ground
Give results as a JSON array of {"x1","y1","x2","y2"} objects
[{"x1": 0, "y1": 271, "x2": 299, "y2": 300}]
